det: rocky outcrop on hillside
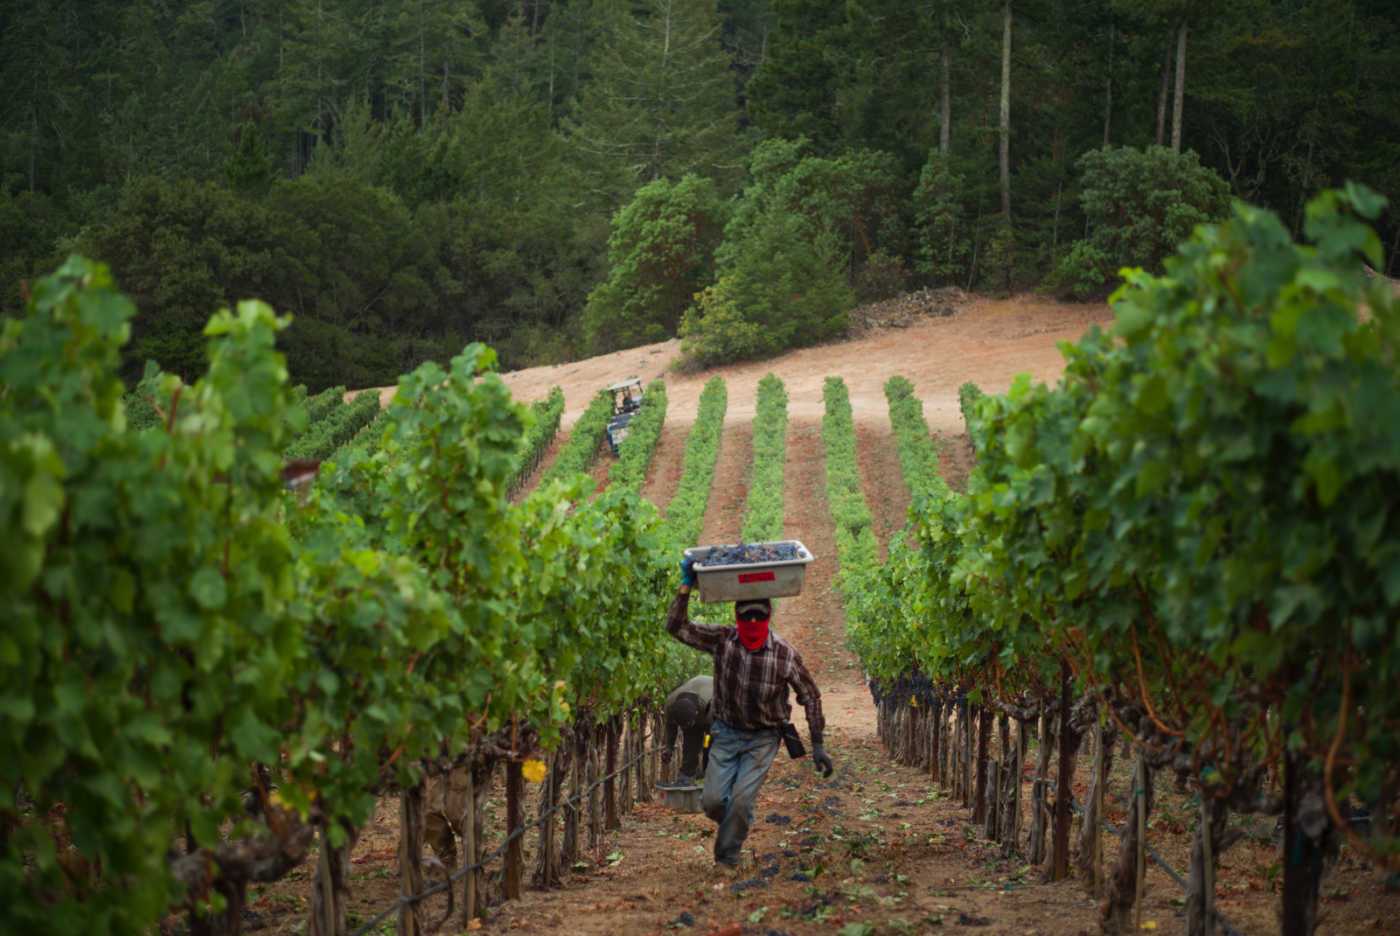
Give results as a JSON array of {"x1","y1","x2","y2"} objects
[{"x1": 849, "y1": 286, "x2": 969, "y2": 334}]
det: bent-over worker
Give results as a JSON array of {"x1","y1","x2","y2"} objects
[
  {"x1": 666, "y1": 557, "x2": 834, "y2": 868},
  {"x1": 663, "y1": 674, "x2": 714, "y2": 785}
]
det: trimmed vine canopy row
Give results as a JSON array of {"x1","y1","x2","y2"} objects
[
  {"x1": 0, "y1": 259, "x2": 701, "y2": 933},
  {"x1": 845, "y1": 187, "x2": 1400, "y2": 925}
]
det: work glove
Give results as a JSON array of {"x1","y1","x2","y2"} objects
[
  {"x1": 812, "y1": 744, "x2": 834, "y2": 778},
  {"x1": 680, "y1": 555, "x2": 697, "y2": 588}
]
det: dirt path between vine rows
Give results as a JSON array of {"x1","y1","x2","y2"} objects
[
  {"x1": 641, "y1": 422, "x2": 689, "y2": 512},
  {"x1": 473, "y1": 414, "x2": 1120, "y2": 936},
  {"x1": 697, "y1": 420, "x2": 752, "y2": 547},
  {"x1": 513, "y1": 432, "x2": 566, "y2": 500},
  {"x1": 854, "y1": 416, "x2": 910, "y2": 561}
]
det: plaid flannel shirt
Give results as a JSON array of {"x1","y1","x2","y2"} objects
[{"x1": 665, "y1": 590, "x2": 825, "y2": 746}]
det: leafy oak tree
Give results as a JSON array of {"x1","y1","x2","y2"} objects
[{"x1": 582, "y1": 174, "x2": 730, "y2": 353}]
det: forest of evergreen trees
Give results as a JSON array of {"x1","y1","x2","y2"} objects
[{"x1": 2, "y1": 0, "x2": 1398, "y2": 388}]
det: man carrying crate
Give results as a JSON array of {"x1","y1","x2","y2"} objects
[{"x1": 666, "y1": 556, "x2": 834, "y2": 869}]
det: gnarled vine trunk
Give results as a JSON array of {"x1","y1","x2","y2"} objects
[
  {"x1": 1281, "y1": 750, "x2": 1329, "y2": 936},
  {"x1": 1102, "y1": 755, "x2": 1154, "y2": 935}
]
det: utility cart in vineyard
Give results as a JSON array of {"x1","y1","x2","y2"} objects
[
  {"x1": 683, "y1": 540, "x2": 815, "y2": 602},
  {"x1": 605, "y1": 377, "x2": 644, "y2": 456}
]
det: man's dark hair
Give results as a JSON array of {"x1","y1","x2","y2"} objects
[{"x1": 671, "y1": 692, "x2": 701, "y2": 727}]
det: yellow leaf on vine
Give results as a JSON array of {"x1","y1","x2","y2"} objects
[{"x1": 522, "y1": 759, "x2": 548, "y2": 783}]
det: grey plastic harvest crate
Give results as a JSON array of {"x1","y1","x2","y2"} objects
[{"x1": 684, "y1": 540, "x2": 815, "y2": 602}]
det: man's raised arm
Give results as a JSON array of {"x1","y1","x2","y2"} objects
[{"x1": 666, "y1": 560, "x2": 724, "y2": 653}]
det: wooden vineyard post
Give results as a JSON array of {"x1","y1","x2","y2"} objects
[
  {"x1": 620, "y1": 717, "x2": 632, "y2": 815},
  {"x1": 949, "y1": 710, "x2": 959, "y2": 799},
  {"x1": 1188, "y1": 791, "x2": 1230, "y2": 936},
  {"x1": 649, "y1": 710, "x2": 657, "y2": 795},
  {"x1": 587, "y1": 726, "x2": 601, "y2": 855},
  {"x1": 1002, "y1": 719, "x2": 1024, "y2": 858},
  {"x1": 627, "y1": 713, "x2": 637, "y2": 804},
  {"x1": 985, "y1": 758, "x2": 1000, "y2": 839},
  {"x1": 461, "y1": 765, "x2": 479, "y2": 924},
  {"x1": 398, "y1": 780, "x2": 426, "y2": 936},
  {"x1": 896, "y1": 703, "x2": 905, "y2": 763},
  {"x1": 1102, "y1": 751, "x2": 1153, "y2": 935},
  {"x1": 940, "y1": 707, "x2": 950, "y2": 787},
  {"x1": 1201, "y1": 797, "x2": 1214, "y2": 936},
  {"x1": 504, "y1": 759, "x2": 524, "y2": 900},
  {"x1": 920, "y1": 706, "x2": 927, "y2": 768},
  {"x1": 955, "y1": 708, "x2": 964, "y2": 802},
  {"x1": 629, "y1": 714, "x2": 640, "y2": 808},
  {"x1": 965, "y1": 705, "x2": 975, "y2": 808},
  {"x1": 929, "y1": 700, "x2": 942, "y2": 782},
  {"x1": 995, "y1": 713, "x2": 1010, "y2": 841},
  {"x1": 641, "y1": 710, "x2": 649, "y2": 800},
  {"x1": 958, "y1": 704, "x2": 969, "y2": 806},
  {"x1": 562, "y1": 732, "x2": 583, "y2": 868},
  {"x1": 899, "y1": 703, "x2": 908, "y2": 763},
  {"x1": 905, "y1": 701, "x2": 917, "y2": 764},
  {"x1": 1030, "y1": 709, "x2": 1054, "y2": 866},
  {"x1": 1281, "y1": 748, "x2": 1326, "y2": 936},
  {"x1": 533, "y1": 750, "x2": 566, "y2": 888},
  {"x1": 534, "y1": 759, "x2": 552, "y2": 887},
  {"x1": 956, "y1": 715, "x2": 965, "y2": 798},
  {"x1": 652, "y1": 712, "x2": 663, "y2": 790},
  {"x1": 1090, "y1": 719, "x2": 1106, "y2": 894},
  {"x1": 1049, "y1": 663, "x2": 1082, "y2": 882},
  {"x1": 309, "y1": 818, "x2": 354, "y2": 936},
  {"x1": 1134, "y1": 751, "x2": 1148, "y2": 932},
  {"x1": 627, "y1": 713, "x2": 637, "y2": 805},
  {"x1": 604, "y1": 718, "x2": 621, "y2": 831},
  {"x1": 891, "y1": 704, "x2": 901, "y2": 761},
  {"x1": 974, "y1": 707, "x2": 990, "y2": 823},
  {"x1": 958, "y1": 707, "x2": 967, "y2": 798},
  {"x1": 1095, "y1": 746, "x2": 1106, "y2": 893}
]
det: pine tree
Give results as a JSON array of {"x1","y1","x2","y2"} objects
[
  {"x1": 386, "y1": 0, "x2": 485, "y2": 123},
  {"x1": 745, "y1": 0, "x2": 847, "y2": 152},
  {"x1": 569, "y1": 0, "x2": 744, "y2": 204}
]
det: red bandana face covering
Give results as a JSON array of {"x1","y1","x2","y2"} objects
[{"x1": 736, "y1": 617, "x2": 770, "y2": 651}]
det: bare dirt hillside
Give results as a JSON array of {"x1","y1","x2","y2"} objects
[{"x1": 363, "y1": 293, "x2": 1113, "y2": 437}]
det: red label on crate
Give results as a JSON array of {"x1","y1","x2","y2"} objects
[{"x1": 738, "y1": 571, "x2": 776, "y2": 583}]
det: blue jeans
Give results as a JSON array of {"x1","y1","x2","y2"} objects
[{"x1": 701, "y1": 720, "x2": 780, "y2": 865}]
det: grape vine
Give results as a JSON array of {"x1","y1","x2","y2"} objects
[
  {"x1": 0, "y1": 257, "x2": 694, "y2": 934},
  {"x1": 510, "y1": 386, "x2": 565, "y2": 491},
  {"x1": 846, "y1": 186, "x2": 1400, "y2": 930},
  {"x1": 740, "y1": 374, "x2": 788, "y2": 543},
  {"x1": 608, "y1": 380, "x2": 667, "y2": 495},
  {"x1": 821, "y1": 377, "x2": 879, "y2": 594},
  {"x1": 536, "y1": 389, "x2": 612, "y2": 488}
]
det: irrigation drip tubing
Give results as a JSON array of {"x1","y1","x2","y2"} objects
[{"x1": 349, "y1": 740, "x2": 664, "y2": 936}]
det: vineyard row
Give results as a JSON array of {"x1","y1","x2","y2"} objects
[
  {"x1": 843, "y1": 188, "x2": 1400, "y2": 936},
  {"x1": 0, "y1": 257, "x2": 717, "y2": 936}
]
